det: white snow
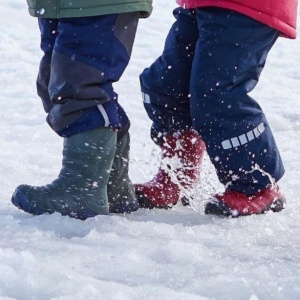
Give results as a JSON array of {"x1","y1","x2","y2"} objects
[{"x1": 1, "y1": 1, "x2": 300, "y2": 299}]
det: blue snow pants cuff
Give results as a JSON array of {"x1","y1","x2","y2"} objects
[{"x1": 56, "y1": 101, "x2": 130, "y2": 137}]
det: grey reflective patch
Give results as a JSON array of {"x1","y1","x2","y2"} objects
[
  {"x1": 143, "y1": 93, "x2": 150, "y2": 104},
  {"x1": 247, "y1": 130, "x2": 255, "y2": 141},
  {"x1": 222, "y1": 123, "x2": 265, "y2": 149},
  {"x1": 238, "y1": 134, "x2": 248, "y2": 145},
  {"x1": 231, "y1": 137, "x2": 240, "y2": 147},
  {"x1": 97, "y1": 104, "x2": 110, "y2": 127},
  {"x1": 222, "y1": 140, "x2": 232, "y2": 150},
  {"x1": 258, "y1": 122, "x2": 265, "y2": 134},
  {"x1": 253, "y1": 126, "x2": 260, "y2": 137}
]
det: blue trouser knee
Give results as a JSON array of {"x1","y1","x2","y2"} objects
[
  {"x1": 38, "y1": 14, "x2": 139, "y2": 137},
  {"x1": 140, "y1": 7, "x2": 285, "y2": 194}
]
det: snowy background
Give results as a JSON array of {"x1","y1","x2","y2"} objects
[{"x1": 1, "y1": 1, "x2": 300, "y2": 299}]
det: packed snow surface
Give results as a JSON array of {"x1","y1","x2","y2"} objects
[{"x1": 1, "y1": 1, "x2": 300, "y2": 299}]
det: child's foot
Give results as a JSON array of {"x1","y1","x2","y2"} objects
[{"x1": 205, "y1": 185, "x2": 286, "y2": 217}]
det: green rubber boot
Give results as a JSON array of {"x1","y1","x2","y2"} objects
[
  {"x1": 108, "y1": 132, "x2": 138, "y2": 213},
  {"x1": 11, "y1": 128, "x2": 117, "y2": 220}
]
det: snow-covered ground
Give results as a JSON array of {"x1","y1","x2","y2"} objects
[{"x1": 1, "y1": 1, "x2": 300, "y2": 299}]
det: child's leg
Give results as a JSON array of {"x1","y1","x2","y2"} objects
[
  {"x1": 140, "y1": 8, "x2": 198, "y2": 141},
  {"x1": 190, "y1": 8, "x2": 284, "y2": 195},
  {"x1": 136, "y1": 8, "x2": 206, "y2": 208},
  {"x1": 11, "y1": 14, "x2": 140, "y2": 219},
  {"x1": 39, "y1": 13, "x2": 139, "y2": 137}
]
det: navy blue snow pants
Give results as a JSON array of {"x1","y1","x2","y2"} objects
[
  {"x1": 140, "y1": 8, "x2": 285, "y2": 194},
  {"x1": 37, "y1": 13, "x2": 139, "y2": 137}
]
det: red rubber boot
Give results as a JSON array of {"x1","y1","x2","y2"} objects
[
  {"x1": 205, "y1": 184, "x2": 286, "y2": 217},
  {"x1": 134, "y1": 130, "x2": 206, "y2": 208}
]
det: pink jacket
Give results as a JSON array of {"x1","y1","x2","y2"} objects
[{"x1": 176, "y1": 0, "x2": 298, "y2": 38}]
